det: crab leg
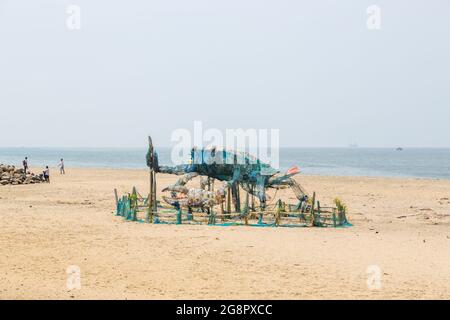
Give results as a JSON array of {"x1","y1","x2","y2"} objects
[
  {"x1": 161, "y1": 172, "x2": 199, "y2": 192},
  {"x1": 256, "y1": 175, "x2": 267, "y2": 210}
]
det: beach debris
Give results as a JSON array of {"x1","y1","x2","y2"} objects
[{"x1": 0, "y1": 164, "x2": 46, "y2": 186}]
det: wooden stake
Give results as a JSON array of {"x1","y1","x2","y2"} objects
[
  {"x1": 208, "y1": 207, "x2": 216, "y2": 225},
  {"x1": 310, "y1": 192, "x2": 316, "y2": 227},
  {"x1": 131, "y1": 186, "x2": 138, "y2": 221},
  {"x1": 226, "y1": 186, "x2": 231, "y2": 214},
  {"x1": 152, "y1": 170, "x2": 157, "y2": 213},
  {"x1": 275, "y1": 200, "x2": 281, "y2": 226},
  {"x1": 177, "y1": 205, "x2": 182, "y2": 224},
  {"x1": 251, "y1": 186, "x2": 255, "y2": 212},
  {"x1": 231, "y1": 183, "x2": 241, "y2": 213},
  {"x1": 114, "y1": 188, "x2": 119, "y2": 208},
  {"x1": 187, "y1": 207, "x2": 193, "y2": 221},
  {"x1": 244, "y1": 191, "x2": 249, "y2": 213},
  {"x1": 317, "y1": 201, "x2": 321, "y2": 227},
  {"x1": 149, "y1": 169, "x2": 153, "y2": 223},
  {"x1": 236, "y1": 184, "x2": 241, "y2": 212}
]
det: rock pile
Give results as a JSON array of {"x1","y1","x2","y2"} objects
[{"x1": 0, "y1": 164, "x2": 46, "y2": 185}]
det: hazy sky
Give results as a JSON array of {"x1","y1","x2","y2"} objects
[{"x1": 0, "y1": 1, "x2": 449, "y2": 148}]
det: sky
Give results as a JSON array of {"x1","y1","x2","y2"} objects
[{"x1": 0, "y1": 0, "x2": 449, "y2": 148}]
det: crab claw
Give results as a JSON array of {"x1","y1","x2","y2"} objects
[
  {"x1": 267, "y1": 166, "x2": 300, "y2": 187},
  {"x1": 286, "y1": 165, "x2": 300, "y2": 175}
]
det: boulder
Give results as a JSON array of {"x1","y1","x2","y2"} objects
[{"x1": 0, "y1": 164, "x2": 45, "y2": 186}]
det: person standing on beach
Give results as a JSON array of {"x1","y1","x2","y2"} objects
[
  {"x1": 43, "y1": 166, "x2": 50, "y2": 183},
  {"x1": 23, "y1": 157, "x2": 28, "y2": 173},
  {"x1": 58, "y1": 158, "x2": 65, "y2": 174}
]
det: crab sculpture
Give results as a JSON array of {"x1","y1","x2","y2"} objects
[{"x1": 147, "y1": 140, "x2": 308, "y2": 210}]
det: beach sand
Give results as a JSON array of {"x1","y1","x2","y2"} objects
[{"x1": 1, "y1": 168, "x2": 450, "y2": 299}]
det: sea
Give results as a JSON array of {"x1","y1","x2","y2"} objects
[{"x1": 0, "y1": 147, "x2": 449, "y2": 180}]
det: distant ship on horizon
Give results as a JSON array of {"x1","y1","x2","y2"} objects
[{"x1": 396, "y1": 147, "x2": 404, "y2": 151}]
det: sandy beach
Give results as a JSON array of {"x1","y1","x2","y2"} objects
[{"x1": 1, "y1": 167, "x2": 450, "y2": 299}]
